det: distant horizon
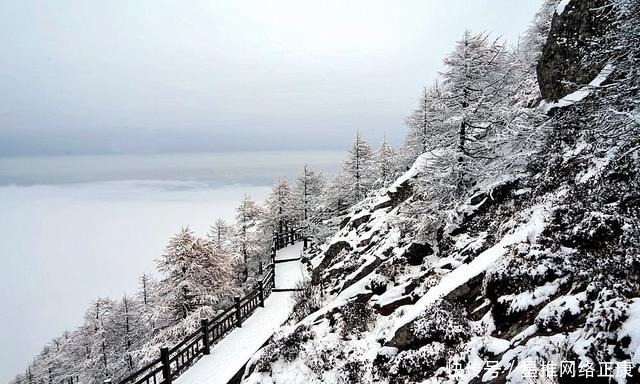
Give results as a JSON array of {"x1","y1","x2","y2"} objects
[
  {"x1": 0, "y1": 149, "x2": 347, "y2": 186},
  {"x1": 0, "y1": 146, "x2": 352, "y2": 159}
]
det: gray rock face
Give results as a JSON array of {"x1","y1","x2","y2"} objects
[{"x1": 537, "y1": 0, "x2": 613, "y2": 101}]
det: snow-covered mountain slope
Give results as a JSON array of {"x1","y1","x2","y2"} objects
[{"x1": 241, "y1": 1, "x2": 640, "y2": 383}]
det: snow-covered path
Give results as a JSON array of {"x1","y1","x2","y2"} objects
[
  {"x1": 275, "y1": 246, "x2": 304, "y2": 289},
  {"x1": 175, "y1": 242, "x2": 305, "y2": 384}
]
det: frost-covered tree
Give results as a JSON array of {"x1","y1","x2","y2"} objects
[
  {"x1": 407, "y1": 29, "x2": 547, "y2": 241},
  {"x1": 42, "y1": 331, "x2": 81, "y2": 384},
  {"x1": 108, "y1": 294, "x2": 147, "y2": 376},
  {"x1": 138, "y1": 273, "x2": 153, "y2": 308},
  {"x1": 135, "y1": 273, "x2": 160, "y2": 335},
  {"x1": 155, "y1": 228, "x2": 201, "y2": 323},
  {"x1": 440, "y1": 30, "x2": 510, "y2": 189},
  {"x1": 323, "y1": 170, "x2": 352, "y2": 216},
  {"x1": 291, "y1": 164, "x2": 326, "y2": 238},
  {"x1": 342, "y1": 133, "x2": 376, "y2": 204},
  {"x1": 154, "y1": 228, "x2": 235, "y2": 336},
  {"x1": 80, "y1": 298, "x2": 117, "y2": 383},
  {"x1": 233, "y1": 195, "x2": 268, "y2": 280},
  {"x1": 209, "y1": 218, "x2": 232, "y2": 252},
  {"x1": 376, "y1": 137, "x2": 397, "y2": 187},
  {"x1": 265, "y1": 178, "x2": 294, "y2": 233},
  {"x1": 293, "y1": 165, "x2": 325, "y2": 222},
  {"x1": 404, "y1": 83, "x2": 448, "y2": 165}
]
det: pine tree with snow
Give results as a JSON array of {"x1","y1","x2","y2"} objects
[
  {"x1": 135, "y1": 273, "x2": 160, "y2": 336},
  {"x1": 404, "y1": 83, "x2": 448, "y2": 165},
  {"x1": 209, "y1": 218, "x2": 232, "y2": 252},
  {"x1": 80, "y1": 297, "x2": 117, "y2": 383},
  {"x1": 440, "y1": 30, "x2": 509, "y2": 189},
  {"x1": 155, "y1": 228, "x2": 201, "y2": 323},
  {"x1": 323, "y1": 170, "x2": 352, "y2": 217},
  {"x1": 58, "y1": 329, "x2": 90, "y2": 383},
  {"x1": 265, "y1": 178, "x2": 294, "y2": 233},
  {"x1": 376, "y1": 137, "x2": 398, "y2": 188},
  {"x1": 154, "y1": 227, "x2": 235, "y2": 335},
  {"x1": 146, "y1": 231, "x2": 236, "y2": 349},
  {"x1": 233, "y1": 195, "x2": 268, "y2": 281},
  {"x1": 108, "y1": 294, "x2": 147, "y2": 377},
  {"x1": 342, "y1": 133, "x2": 376, "y2": 204},
  {"x1": 291, "y1": 164, "x2": 326, "y2": 237}
]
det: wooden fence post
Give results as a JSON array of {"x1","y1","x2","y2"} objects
[
  {"x1": 272, "y1": 265, "x2": 276, "y2": 288},
  {"x1": 201, "y1": 319, "x2": 211, "y2": 355},
  {"x1": 235, "y1": 297, "x2": 242, "y2": 328},
  {"x1": 303, "y1": 236, "x2": 308, "y2": 250},
  {"x1": 258, "y1": 259, "x2": 263, "y2": 275},
  {"x1": 160, "y1": 347, "x2": 172, "y2": 384},
  {"x1": 259, "y1": 281, "x2": 265, "y2": 307}
]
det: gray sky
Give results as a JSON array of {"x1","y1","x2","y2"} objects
[{"x1": 0, "y1": 1, "x2": 541, "y2": 156}]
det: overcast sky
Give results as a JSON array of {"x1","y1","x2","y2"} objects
[{"x1": 0, "y1": 1, "x2": 542, "y2": 157}]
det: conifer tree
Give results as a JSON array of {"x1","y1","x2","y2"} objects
[
  {"x1": 376, "y1": 137, "x2": 397, "y2": 187},
  {"x1": 154, "y1": 227, "x2": 235, "y2": 335},
  {"x1": 323, "y1": 170, "x2": 351, "y2": 217},
  {"x1": 209, "y1": 218, "x2": 232, "y2": 252},
  {"x1": 440, "y1": 30, "x2": 509, "y2": 189},
  {"x1": 405, "y1": 82, "x2": 447, "y2": 164},
  {"x1": 265, "y1": 178, "x2": 293, "y2": 233},
  {"x1": 342, "y1": 133, "x2": 376, "y2": 204},
  {"x1": 81, "y1": 298, "x2": 117, "y2": 383},
  {"x1": 109, "y1": 294, "x2": 146, "y2": 376},
  {"x1": 233, "y1": 195, "x2": 267, "y2": 280},
  {"x1": 291, "y1": 164, "x2": 326, "y2": 237}
]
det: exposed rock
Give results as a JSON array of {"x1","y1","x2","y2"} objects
[
  {"x1": 374, "y1": 296, "x2": 413, "y2": 316},
  {"x1": 340, "y1": 257, "x2": 382, "y2": 293},
  {"x1": 325, "y1": 241, "x2": 353, "y2": 260},
  {"x1": 385, "y1": 322, "x2": 416, "y2": 349},
  {"x1": 372, "y1": 198, "x2": 393, "y2": 211},
  {"x1": 311, "y1": 241, "x2": 353, "y2": 284},
  {"x1": 350, "y1": 213, "x2": 371, "y2": 230},
  {"x1": 403, "y1": 242, "x2": 434, "y2": 266},
  {"x1": 537, "y1": 0, "x2": 613, "y2": 100},
  {"x1": 444, "y1": 274, "x2": 483, "y2": 303},
  {"x1": 387, "y1": 180, "x2": 413, "y2": 208}
]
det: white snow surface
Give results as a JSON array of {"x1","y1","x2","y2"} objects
[
  {"x1": 175, "y1": 242, "x2": 305, "y2": 384},
  {"x1": 619, "y1": 298, "x2": 640, "y2": 364},
  {"x1": 556, "y1": 0, "x2": 571, "y2": 15},
  {"x1": 388, "y1": 150, "x2": 443, "y2": 193}
]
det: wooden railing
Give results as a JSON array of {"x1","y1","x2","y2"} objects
[{"x1": 111, "y1": 229, "x2": 301, "y2": 384}]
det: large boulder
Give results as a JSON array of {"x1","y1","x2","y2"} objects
[{"x1": 537, "y1": 0, "x2": 613, "y2": 101}]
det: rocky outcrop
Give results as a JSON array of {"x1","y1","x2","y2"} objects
[{"x1": 537, "y1": 0, "x2": 613, "y2": 100}]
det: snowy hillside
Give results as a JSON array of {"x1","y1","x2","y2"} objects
[
  {"x1": 8, "y1": 0, "x2": 639, "y2": 383},
  {"x1": 241, "y1": 1, "x2": 640, "y2": 383}
]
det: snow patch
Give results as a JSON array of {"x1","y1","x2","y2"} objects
[
  {"x1": 619, "y1": 298, "x2": 640, "y2": 364},
  {"x1": 556, "y1": 0, "x2": 571, "y2": 15},
  {"x1": 497, "y1": 279, "x2": 563, "y2": 314},
  {"x1": 536, "y1": 291, "x2": 587, "y2": 328}
]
